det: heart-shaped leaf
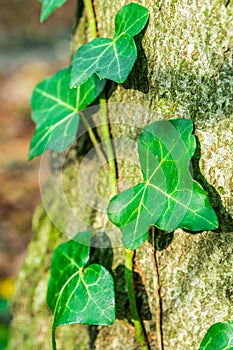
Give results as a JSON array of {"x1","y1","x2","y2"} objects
[
  {"x1": 200, "y1": 321, "x2": 233, "y2": 350},
  {"x1": 28, "y1": 68, "x2": 106, "y2": 159},
  {"x1": 47, "y1": 232, "x2": 115, "y2": 349},
  {"x1": 71, "y1": 3, "x2": 149, "y2": 87},
  {"x1": 107, "y1": 119, "x2": 218, "y2": 250},
  {"x1": 39, "y1": 0, "x2": 68, "y2": 22}
]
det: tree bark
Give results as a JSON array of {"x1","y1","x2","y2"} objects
[{"x1": 7, "y1": 0, "x2": 233, "y2": 349}]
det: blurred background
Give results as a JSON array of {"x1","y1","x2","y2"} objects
[{"x1": 0, "y1": 0, "x2": 76, "y2": 347}]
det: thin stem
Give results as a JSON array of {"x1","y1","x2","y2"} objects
[
  {"x1": 80, "y1": 1, "x2": 109, "y2": 172},
  {"x1": 151, "y1": 227, "x2": 163, "y2": 350},
  {"x1": 125, "y1": 249, "x2": 150, "y2": 350},
  {"x1": 52, "y1": 328, "x2": 56, "y2": 350},
  {"x1": 99, "y1": 88, "x2": 149, "y2": 349},
  {"x1": 80, "y1": 113, "x2": 108, "y2": 171},
  {"x1": 84, "y1": 1, "x2": 149, "y2": 349},
  {"x1": 99, "y1": 91, "x2": 118, "y2": 196},
  {"x1": 83, "y1": 0, "x2": 97, "y2": 38},
  {"x1": 99, "y1": 90, "x2": 149, "y2": 347}
]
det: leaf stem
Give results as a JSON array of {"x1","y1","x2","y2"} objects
[
  {"x1": 99, "y1": 89, "x2": 150, "y2": 347},
  {"x1": 99, "y1": 92, "x2": 118, "y2": 196},
  {"x1": 125, "y1": 249, "x2": 150, "y2": 350},
  {"x1": 80, "y1": 112, "x2": 108, "y2": 171},
  {"x1": 99, "y1": 89, "x2": 149, "y2": 348},
  {"x1": 83, "y1": 0, "x2": 97, "y2": 38},
  {"x1": 75, "y1": 0, "x2": 107, "y2": 173},
  {"x1": 151, "y1": 227, "x2": 164, "y2": 350},
  {"x1": 84, "y1": 1, "x2": 149, "y2": 349},
  {"x1": 52, "y1": 327, "x2": 56, "y2": 350}
]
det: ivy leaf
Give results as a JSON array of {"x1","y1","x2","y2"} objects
[
  {"x1": 39, "y1": 0, "x2": 68, "y2": 22},
  {"x1": 71, "y1": 3, "x2": 149, "y2": 87},
  {"x1": 107, "y1": 119, "x2": 218, "y2": 250},
  {"x1": 28, "y1": 68, "x2": 105, "y2": 160},
  {"x1": 200, "y1": 321, "x2": 233, "y2": 350},
  {"x1": 47, "y1": 232, "x2": 115, "y2": 349}
]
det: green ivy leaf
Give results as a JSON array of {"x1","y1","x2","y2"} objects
[
  {"x1": 71, "y1": 3, "x2": 149, "y2": 87},
  {"x1": 47, "y1": 232, "x2": 115, "y2": 349},
  {"x1": 39, "y1": 0, "x2": 68, "y2": 22},
  {"x1": 28, "y1": 68, "x2": 105, "y2": 159},
  {"x1": 107, "y1": 119, "x2": 218, "y2": 250},
  {"x1": 200, "y1": 321, "x2": 233, "y2": 350}
]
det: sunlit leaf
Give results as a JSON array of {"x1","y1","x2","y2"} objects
[
  {"x1": 107, "y1": 119, "x2": 218, "y2": 250},
  {"x1": 47, "y1": 232, "x2": 115, "y2": 349},
  {"x1": 200, "y1": 321, "x2": 233, "y2": 350},
  {"x1": 71, "y1": 3, "x2": 149, "y2": 87},
  {"x1": 28, "y1": 68, "x2": 105, "y2": 159},
  {"x1": 39, "y1": 0, "x2": 68, "y2": 22}
]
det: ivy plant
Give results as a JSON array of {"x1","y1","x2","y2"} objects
[
  {"x1": 47, "y1": 232, "x2": 115, "y2": 348},
  {"x1": 32, "y1": 2, "x2": 151, "y2": 349},
  {"x1": 199, "y1": 321, "x2": 233, "y2": 350},
  {"x1": 29, "y1": 1, "x2": 221, "y2": 349},
  {"x1": 70, "y1": 3, "x2": 149, "y2": 86},
  {"x1": 107, "y1": 119, "x2": 218, "y2": 249},
  {"x1": 39, "y1": 0, "x2": 68, "y2": 22},
  {"x1": 28, "y1": 68, "x2": 105, "y2": 159}
]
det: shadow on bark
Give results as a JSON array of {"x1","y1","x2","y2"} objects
[
  {"x1": 148, "y1": 133, "x2": 232, "y2": 250},
  {"x1": 192, "y1": 136, "x2": 233, "y2": 233},
  {"x1": 73, "y1": 0, "x2": 84, "y2": 35},
  {"x1": 106, "y1": 25, "x2": 149, "y2": 100},
  {"x1": 122, "y1": 25, "x2": 149, "y2": 94},
  {"x1": 148, "y1": 228, "x2": 174, "y2": 251}
]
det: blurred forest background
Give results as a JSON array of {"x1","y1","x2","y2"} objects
[{"x1": 0, "y1": 0, "x2": 76, "y2": 347}]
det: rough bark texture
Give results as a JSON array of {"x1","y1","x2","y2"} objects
[{"x1": 7, "y1": 0, "x2": 233, "y2": 349}]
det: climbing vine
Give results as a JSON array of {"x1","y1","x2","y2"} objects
[{"x1": 28, "y1": 1, "x2": 225, "y2": 349}]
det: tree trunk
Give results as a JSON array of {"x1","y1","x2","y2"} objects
[{"x1": 7, "y1": 0, "x2": 233, "y2": 349}]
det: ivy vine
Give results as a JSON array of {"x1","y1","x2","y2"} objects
[{"x1": 28, "y1": 1, "x2": 226, "y2": 349}]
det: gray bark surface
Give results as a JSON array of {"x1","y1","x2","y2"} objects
[{"x1": 7, "y1": 0, "x2": 233, "y2": 349}]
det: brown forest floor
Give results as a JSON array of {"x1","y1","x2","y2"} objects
[{"x1": 0, "y1": 0, "x2": 76, "y2": 295}]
